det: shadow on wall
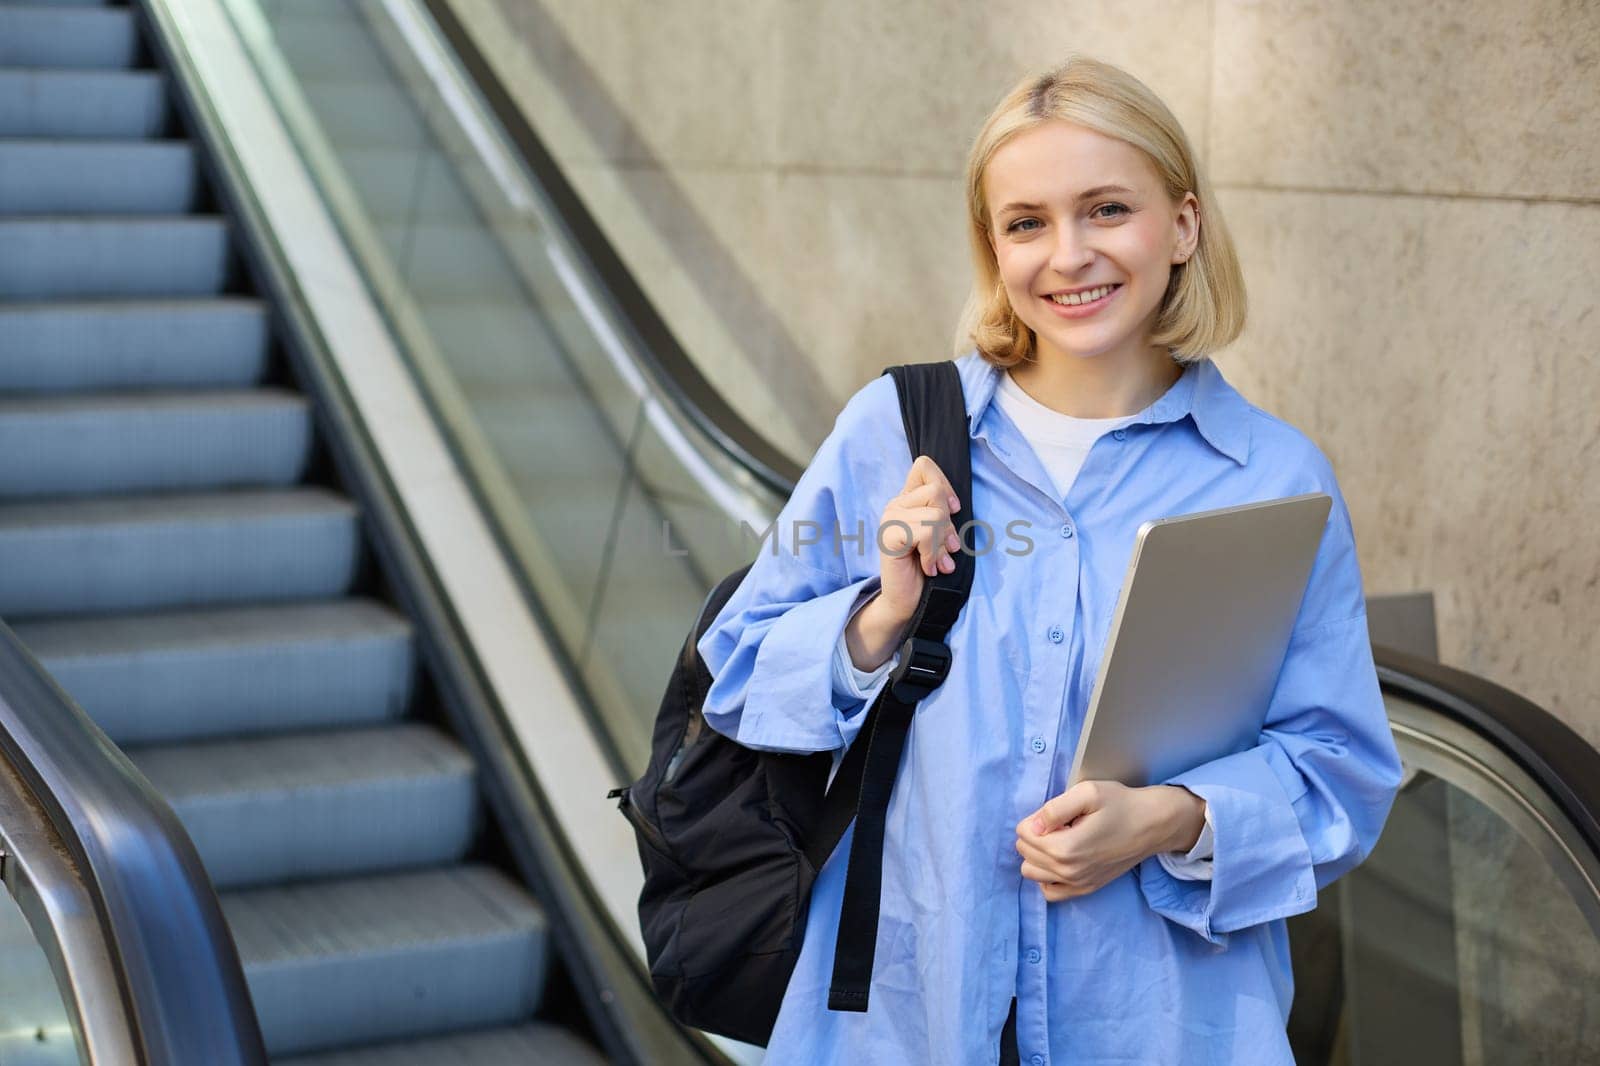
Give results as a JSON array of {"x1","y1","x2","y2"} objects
[{"x1": 486, "y1": 0, "x2": 840, "y2": 452}]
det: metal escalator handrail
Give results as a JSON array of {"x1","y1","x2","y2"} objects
[
  {"x1": 417, "y1": 0, "x2": 804, "y2": 500},
  {"x1": 1373, "y1": 642, "x2": 1600, "y2": 860},
  {"x1": 0, "y1": 622, "x2": 268, "y2": 1066}
]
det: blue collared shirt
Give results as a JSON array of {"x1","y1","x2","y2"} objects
[{"x1": 696, "y1": 351, "x2": 1404, "y2": 1065}]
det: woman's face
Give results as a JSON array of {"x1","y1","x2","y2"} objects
[{"x1": 984, "y1": 120, "x2": 1197, "y2": 369}]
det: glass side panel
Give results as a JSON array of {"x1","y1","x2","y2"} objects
[
  {"x1": 1288, "y1": 698, "x2": 1600, "y2": 1065},
  {"x1": 228, "y1": 0, "x2": 783, "y2": 778},
  {"x1": 0, "y1": 883, "x2": 80, "y2": 1066}
]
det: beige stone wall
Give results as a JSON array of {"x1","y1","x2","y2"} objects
[{"x1": 446, "y1": 0, "x2": 1600, "y2": 745}]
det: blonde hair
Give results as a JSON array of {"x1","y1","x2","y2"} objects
[{"x1": 953, "y1": 56, "x2": 1246, "y2": 366}]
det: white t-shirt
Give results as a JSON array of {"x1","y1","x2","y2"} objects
[
  {"x1": 991, "y1": 366, "x2": 1142, "y2": 500},
  {"x1": 831, "y1": 368, "x2": 1216, "y2": 876}
]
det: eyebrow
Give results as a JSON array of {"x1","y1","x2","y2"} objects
[{"x1": 994, "y1": 185, "x2": 1135, "y2": 215}]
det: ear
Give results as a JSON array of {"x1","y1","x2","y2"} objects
[{"x1": 1172, "y1": 192, "x2": 1200, "y2": 264}]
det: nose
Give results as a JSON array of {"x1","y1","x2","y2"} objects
[{"x1": 1048, "y1": 222, "x2": 1094, "y2": 276}]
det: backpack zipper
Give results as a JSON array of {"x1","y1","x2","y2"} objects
[{"x1": 609, "y1": 785, "x2": 681, "y2": 867}]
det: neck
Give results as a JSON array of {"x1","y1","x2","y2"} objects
[{"x1": 1006, "y1": 342, "x2": 1181, "y2": 419}]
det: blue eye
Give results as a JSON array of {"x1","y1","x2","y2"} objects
[
  {"x1": 1006, "y1": 218, "x2": 1041, "y2": 233},
  {"x1": 1092, "y1": 203, "x2": 1130, "y2": 219}
]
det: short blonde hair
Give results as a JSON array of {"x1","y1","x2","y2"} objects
[{"x1": 953, "y1": 56, "x2": 1246, "y2": 366}]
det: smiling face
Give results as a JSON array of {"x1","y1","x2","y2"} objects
[{"x1": 984, "y1": 120, "x2": 1198, "y2": 370}]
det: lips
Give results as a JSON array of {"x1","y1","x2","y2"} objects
[
  {"x1": 1045, "y1": 283, "x2": 1122, "y2": 304},
  {"x1": 1040, "y1": 283, "x2": 1122, "y2": 318}
]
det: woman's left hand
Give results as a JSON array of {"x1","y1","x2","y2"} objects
[{"x1": 1014, "y1": 781, "x2": 1206, "y2": 902}]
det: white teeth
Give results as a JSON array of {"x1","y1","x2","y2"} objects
[{"x1": 1049, "y1": 285, "x2": 1116, "y2": 306}]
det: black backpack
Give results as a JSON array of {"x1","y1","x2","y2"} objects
[{"x1": 606, "y1": 360, "x2": 975, "y2": 1046}]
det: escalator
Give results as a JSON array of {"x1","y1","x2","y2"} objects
[
  {"x1": 0, "y1": 0, "x2": 619, "y2": 1061},
  {"x1": 0, "y1": 1, "x2": 1596, "y2": 1065},
  {"x1": 1287, "y1": 649, "x2": 1600, "y2": 1061}
]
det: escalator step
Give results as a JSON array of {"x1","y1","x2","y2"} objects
[
  {"x1": 275, "y1": 1022, "x2": 608, "y2": 1066},
  {"x1": 0, "y1": 298, "x2": 269, "y2": 393},
  {"x1": 0, "y1": 217, "x2": 230, "y2": 300},
  {"x1": 0, "y1": 389, "x2": 310, "y2": 498},
  {"x1": 0, "y1": 5, "x2": 139, "y2": 69},
  {"x1": 0, "y1": 140, "x2": 198, "y2": 216},
  {"x1": 0, "y1": 69, "x2": 167, "y2": 139},
  {"x1": 224, "y1": 865, "x2": 549, "y2": 1058},
  {"x1": 128, "y1": 723, "x2": 479, "y2": 890},
  {"x1": 0, "y1": 487, "x2": 360, "y2": 618},
  {"x1": 13, "y1": 598, "x2": 415, "y2": 745}
]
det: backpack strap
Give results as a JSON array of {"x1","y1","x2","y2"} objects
[{"x1": 810, "y1": 360, "x2": 975, "y2": 1013}]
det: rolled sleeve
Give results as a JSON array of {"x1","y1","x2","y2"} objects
[
  {"x1": 1139, "y1": 611, "x2": 1404, "y2": 945},
  {"x1": 694, "y1": 373, "x2": 905, "y2": 757},
  {"x1": 700, "y1": 569, "x2": 888, "y2": 753},
  {"x1": 1138, "y1": 475, "x2": 1405, "y2": 946},
  {"x1": 832, "y1": 592, "x2": 901, "y2": 702},
  {"x1": 1155, "y1": 802, "x2": 1215, "y2": 881}
]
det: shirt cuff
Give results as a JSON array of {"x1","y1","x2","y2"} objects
[
  {"x1": 1155, "y1": 802, "x2": 1215, "y2": 881},
  {"x1": 706, "y1": 574, "x2": 890, "y2": 754},
  {"x1": 1137, "y1": 744, "x2": 1319, "y2": 946},
  {"x1": 832, "y1": 622, "x2": 900, "y2": 701}
]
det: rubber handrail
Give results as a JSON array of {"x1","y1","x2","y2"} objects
[{"x1": 1373, "y1": 642, "x2": 1600, "y2": 860}]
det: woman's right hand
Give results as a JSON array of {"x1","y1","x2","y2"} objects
[
  {"x1": 842, "y1": 455, "x2": 963, "y2": 674},
  {"x1": 874, "y1": 454, "x2": 963, "y2": 623}
]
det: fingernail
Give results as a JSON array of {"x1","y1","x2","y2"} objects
[
  {"x1": 1033, "y1": 819, "x2": 1045, "y2": 834},
  {"x1": 948, "y1": 495, "x2": 960, "y2": 512}
]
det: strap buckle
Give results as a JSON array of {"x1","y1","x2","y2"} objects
[{"x1": 887, "y1": 636, "x2": 952, "y2": 702}]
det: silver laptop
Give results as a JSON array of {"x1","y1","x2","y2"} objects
[{"x1": 1066, "y1": 492, "x2": 1333, "y2": 788}]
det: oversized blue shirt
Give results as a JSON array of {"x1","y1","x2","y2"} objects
[{"x1": 696, "y1": 351, "x2": 1404, "y2": 1065}]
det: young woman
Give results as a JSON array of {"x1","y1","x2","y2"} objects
[{"x1": 696, "y1": 56, "x2": 1403, "y2": 1066}]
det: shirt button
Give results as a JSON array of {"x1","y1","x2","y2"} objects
[
  {"x1": 1031, "y1": 1056, "x2": 1045, "y2": 1066},
  {"x1": 1030, "y1": 736, "x2": 1046, "y2": 754},
  {"x1": 1112, "y1": 428, "x2": 1127, "y2": 441},
  {"x1": 1047, "y1": 625, "x2": 1064, "y2": 644},
  {"x1": 1059, "y1": 522, "x2": 1074, "y2": 539},
  {"x1": 1026, "y1": 948, "x2": 1041, "y2": 964}
]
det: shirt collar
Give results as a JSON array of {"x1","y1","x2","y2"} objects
[{"x1": 957, "y1": 350, "x2": 1251, "y2": 466}]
